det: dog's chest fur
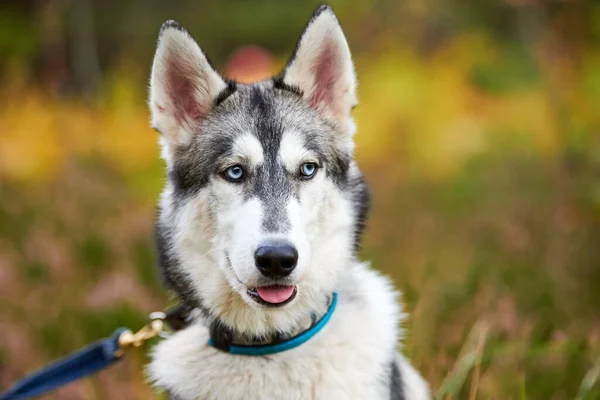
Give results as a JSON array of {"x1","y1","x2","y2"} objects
[{"x1": 149, "y1": 263, "x2": 406, "y2": 400}]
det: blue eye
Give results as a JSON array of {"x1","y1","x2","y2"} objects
[
  {"x1": 224, "y1": 165, "x2": 244, "y2": 181},
  {"x1": 299, "y1": 162, "x2": 318, "y2": 178}
]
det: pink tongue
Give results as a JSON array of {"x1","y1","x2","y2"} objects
[{"x1": 256, "y1": 285, "x2": 295, "y2": 304}]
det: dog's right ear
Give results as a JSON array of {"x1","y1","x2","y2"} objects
[
  {"x1": 150, "y1": 21, "x2": 227, "y2": 157},
  {"x1": 280, "y1": 6, "x2": 357, "y2": 135}
]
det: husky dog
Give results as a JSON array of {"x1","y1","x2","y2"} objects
[{"x1": 147, "y1": 5, "x2": 429, "y2": 400}]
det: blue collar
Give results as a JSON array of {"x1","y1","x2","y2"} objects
[{"x1": 208, "y1": 292, "x2": 338, "y2": 356}]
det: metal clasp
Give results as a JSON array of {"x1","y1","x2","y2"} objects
[{"x1": 116, "y1": 312, "x2": 166, "y2": 356}]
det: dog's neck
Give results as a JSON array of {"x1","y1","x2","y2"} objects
[{"x1": 207, "y1": 294, "x2": 333, "y2": 350}]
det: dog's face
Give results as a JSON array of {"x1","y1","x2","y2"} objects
[{"x1": 150, "y1": 6, "x2": 368, "y2": 335}]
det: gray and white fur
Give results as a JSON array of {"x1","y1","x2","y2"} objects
[{"x1": 147, "y1": 5, "x2": 430, "y2": 399}]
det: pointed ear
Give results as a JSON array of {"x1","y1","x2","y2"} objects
[
  {"x1": 150, "y1": 21, "x2": 228, "y2": 152},
  {"x1": 281, "y1": 6, "x2": 357, "y2": 133}
]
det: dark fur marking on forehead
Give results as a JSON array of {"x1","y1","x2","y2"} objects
[
  {"x1": 250, "y1": 86, "x2": 269, "y2": 114},
  {"x1": 248, "y1": 87, "x2": 282, "y2": 161},
  {"x1": 244, "y1": 86, "x2": 293, "y2": 232}
]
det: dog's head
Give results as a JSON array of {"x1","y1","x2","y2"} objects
[{"x1": 150, "y1": 5, "x2": 368, "y2": 335}]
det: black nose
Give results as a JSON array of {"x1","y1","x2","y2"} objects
[{"x1": 254, "y1": 242, "x2": 298, "y2": 278}]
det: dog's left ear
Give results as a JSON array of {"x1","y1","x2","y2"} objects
[
  {"x1": 149, "y1": 20, "x2": 228, "y2": 157},
  {"x1": 281, "y1": 5, "x2": 357, "y2": 134}
]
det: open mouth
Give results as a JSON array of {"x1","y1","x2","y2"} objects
[{"x1": 247, "y1": 285, "x2": 297, "y2": 307}]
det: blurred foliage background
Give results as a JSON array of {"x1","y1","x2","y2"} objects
[{"x1": 0, "y1": 0, "x2": 599, "y2": 399}]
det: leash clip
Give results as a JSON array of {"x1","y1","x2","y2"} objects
[{"x1": 117, "y1": 312, "x2": 166, "y2": 355}]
